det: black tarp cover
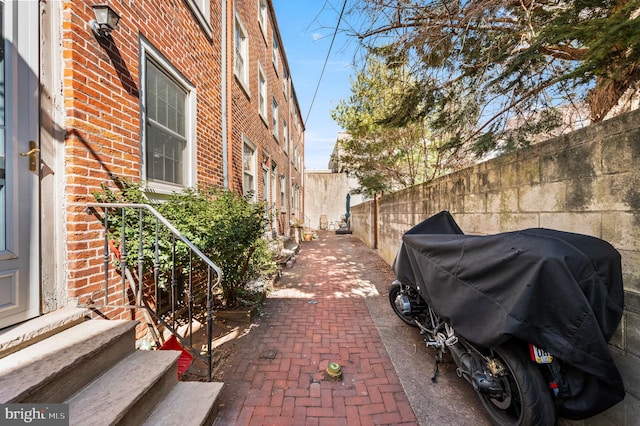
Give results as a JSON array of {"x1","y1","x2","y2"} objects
[{"x1": 392, "y1": 211, "x2": 625, "y2": 419}]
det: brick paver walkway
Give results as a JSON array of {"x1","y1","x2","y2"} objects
[{"x1": 213, "y1": 232, "x2": 418, "y2": 425}]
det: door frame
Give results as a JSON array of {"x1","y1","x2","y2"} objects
[{"x1": 0, "y1": 0, "x2": 41, "y2": 328}]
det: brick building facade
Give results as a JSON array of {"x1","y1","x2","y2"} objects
[
  {"x1": 0, "y1": 0, "x2": 304, "y2": 328},
  {"x1": 230, "y1": 0, "x2": 305, "y2": 235}
]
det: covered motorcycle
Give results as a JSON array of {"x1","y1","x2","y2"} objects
[{"x1": 391, "y1": 211, "x2": 624, "y2": 424}]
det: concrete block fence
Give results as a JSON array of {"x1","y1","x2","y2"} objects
[{"x1": 350, "y1": 109, "x2": 640, "y2": 425}]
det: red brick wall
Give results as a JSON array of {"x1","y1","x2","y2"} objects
[
  {"x1": 230, "y1": 0, "x2": 304, "y2": 218},
  {"x1": 62, "y1": 0, "x2": 303, "y2": 318},
  {"x1": 62, "y1": 0, "x2": 223, "y2": 304}
]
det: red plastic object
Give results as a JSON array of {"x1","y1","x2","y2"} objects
[{"x1": 159, "y1": 335, "x2": 194, "y2": 380}]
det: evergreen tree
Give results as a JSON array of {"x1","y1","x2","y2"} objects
[{"x1": 347, "y1": 0, "x2": 640, "y2": 156}]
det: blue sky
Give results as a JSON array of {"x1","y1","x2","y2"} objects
[{"x1": 271, "y1": 1, "x2": 359, "y2": 170}]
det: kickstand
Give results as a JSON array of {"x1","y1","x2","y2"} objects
[{"x1": 431, "y1": 353, "x2": 442, "y2": 383}]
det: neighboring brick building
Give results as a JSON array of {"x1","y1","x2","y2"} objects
[
  {"x1": 0, "y1": 0, "x2": 304, "y2": 328},
  {"x1": 231, "y1": 0, "x2": 305, "y2": 236}
]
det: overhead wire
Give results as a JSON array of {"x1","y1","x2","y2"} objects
[{"x1": 304, "y1": 0, "x2": 348, "y2": 125}]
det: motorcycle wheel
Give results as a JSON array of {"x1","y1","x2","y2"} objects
[
  {"x1": 389, "y1": 283, "x2": 419, "y2": 327},
  {"x1": 477, "y1": 342, "x2": 556, "y2": 426}
]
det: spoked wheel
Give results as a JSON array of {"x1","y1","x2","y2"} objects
[
  {"x1": 478, "y1": 342, "x2": 556, "y2": 426},
  {"x1": 389, "y1": 283, "x2": 424, "y2": 327}
]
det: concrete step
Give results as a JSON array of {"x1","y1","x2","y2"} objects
[
  {"x1": 1, "y1": 312, "x2": 225, "y2": 425},
  {"x1": 0, "y1": 308, "x2": 90, "y2": 358},
  {"x1": 0, "y1": 319, "x2": 137, "y2": 403},
  {"x1": 67, "y1": 350, "x2": 180, "y2": 426},
  {"x1": 143, "y1": 381, "x2": 224, "y2": 426}
]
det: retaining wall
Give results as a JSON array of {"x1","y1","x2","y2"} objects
[{"x1": 351, "y1": 109, "x2": 640, "y2": 424}]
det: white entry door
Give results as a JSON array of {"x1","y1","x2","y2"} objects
[{"x1": 0, "y1": 0, "x2": 40, "y2": 329}]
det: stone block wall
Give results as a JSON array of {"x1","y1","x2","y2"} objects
[
  {"x1": 304, "y1": 171, "x2": 363, "y2": 231},
  {"x1": 350, "y1": 109, "x2": 640, "y2": 424}
]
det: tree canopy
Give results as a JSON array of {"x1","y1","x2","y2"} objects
[
  {"x1": 331, "y1": 52, "x2": 450, "y2": 196},
  {"x1": 343, "y1": 0, "x2": 640, "y2": 156}
]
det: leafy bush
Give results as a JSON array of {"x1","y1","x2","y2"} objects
[{"x1": 93, "y1": 179, "x2": 276, "y2": 308}]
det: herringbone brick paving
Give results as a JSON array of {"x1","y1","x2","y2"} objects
[{"x1": 213, "y1": 232, "x2": 418, "y2": 425}]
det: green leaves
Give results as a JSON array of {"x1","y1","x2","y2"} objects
[
  {"x1": 350, "y1": 0, "x2": 640, "y2": 157},
  {"x1": 93, "y1": 181, "x2": 276, "y2": 308},
  {"x1": 331, "y1": 50, "x2": 450, "y2": 196}
]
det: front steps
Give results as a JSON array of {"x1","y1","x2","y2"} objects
[{"x1": 0, "y1": 309, "x2": 223, "y2": 425}]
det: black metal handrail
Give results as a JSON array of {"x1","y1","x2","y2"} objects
[{"x1": 86, "y1": 202, "x2": 223, "y2": 381}]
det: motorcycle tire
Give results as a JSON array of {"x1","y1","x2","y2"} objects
[
  {"x1": 478, "y1": 342, "x2": 556, "y2": 426},
  {"x1": 389, "y1": 283, "x2": 419, "y2": 327}
]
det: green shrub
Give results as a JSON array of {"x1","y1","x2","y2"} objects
[{"x1": 93, "y1": 179, "x2": 276, "y2": 308}]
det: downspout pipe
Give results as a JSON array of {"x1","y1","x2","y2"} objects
[
  {"x1": 221, "y1": 0, "x2": 229, "y2": 188},
  {"x1": 374, "y1": 193, "x2": 379, "y2": 249}
]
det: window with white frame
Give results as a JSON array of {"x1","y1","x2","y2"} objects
[
  {"x1": 271, "y1": 165, "x2": 278, "y2": 228},
  {"x1": 280, "y1": 175, "x2": 286, "y2": 210},
  {"x1": 272, "y1": 33, "x2": 279, "y2": 73},
  {"x1": 262, "y1": 166, "x2": 269, "y2": 203},
  {"x1": 258, "y1": 0, "x2": 267, "y2": 38},
  {"x1": 271, "y1": 163, "x2": 277, "y2": 204},
  {"x1": 282, "y1": 72, "x2": 288, "y2": 100},
  {"x1": 283, "y1": 119, "x2": 288, "y2": 153},
  {"x1": 143, "y1": 51, "x2": 194, "y2": 189},
  {"x1": 243, "y1": 139, "x2": 257, "y2": 200},
  {"x1": 272, "y1": 97, "x2": 279, "y2": 140},
  {"x1": 291, "y1": 185, "x2": 297, "y2": 213},
  {"x1": 186, "y1": 0, "x2": 212, "y2": 37},
  {"x1": 234, "y1": 14, "x2": 249, "y2": 89},
  {"x1": 258, "y1": 65, "x2": 267, "y2": 120}
]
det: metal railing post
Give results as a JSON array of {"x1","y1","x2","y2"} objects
[
  {"x1": 87, "y1": 202, "x2": 223, "y2": 382},
  {"x1": 103, "y1": 209, "x2": 110, "y2": 305}
]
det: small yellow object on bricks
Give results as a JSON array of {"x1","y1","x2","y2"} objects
[{"x1": 326, "y1": 362, "x2": 342, "y2": 380}]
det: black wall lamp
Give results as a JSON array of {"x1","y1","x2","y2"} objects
[{"x1": 89, "y1": 4, "x2": 121, "y2": 37}]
